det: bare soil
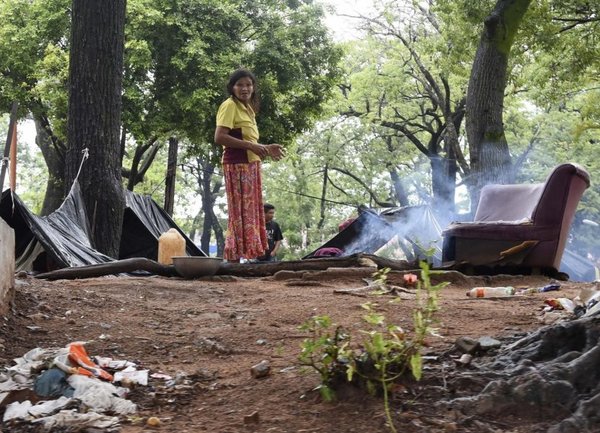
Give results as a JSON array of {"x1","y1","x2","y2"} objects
[{"x1": 0, "y1": 269, "x2": 593, "y2": 433}]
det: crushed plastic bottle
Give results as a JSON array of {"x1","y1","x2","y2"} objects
[
  {"x1": 539, "y1": 283, "x2": 561, "y2": 293},
  {"x1": 518, "y1": 283, "x2": 561, "y2": 295},
  {"x1": 466, "y1": 287, "x2": 516, "y2": 298}
]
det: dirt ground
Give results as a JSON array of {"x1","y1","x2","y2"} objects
[{"x1": 0, "y1": 268, "x2": 594, "y2": 433}]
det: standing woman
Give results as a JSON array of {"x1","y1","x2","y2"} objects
[{"x1": 214, "y1": 69, "x2": 284, "y2": 262}]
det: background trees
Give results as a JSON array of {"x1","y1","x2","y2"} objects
[{"x1": 1, "y1": 0, "x2": 599, "y2": 260}]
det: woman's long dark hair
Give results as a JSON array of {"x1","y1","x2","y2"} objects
[{"x1": 227, "y1": 69, "x2": 260, "y2": 113}]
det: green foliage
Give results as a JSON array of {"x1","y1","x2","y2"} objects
[{"x1": 299, "y1": 262, "x2": 447, "y2": 431}]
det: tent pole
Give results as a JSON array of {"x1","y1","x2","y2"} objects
[{"x1": 0, "y1": 102, "x2": 19, "y2": 192}]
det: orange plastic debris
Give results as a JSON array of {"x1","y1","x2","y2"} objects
[
  {"x1": 67, "y1": 343, "x2": 113, "y2": 381},
  {"x1": 403, "y1": 273, "x2": 418, "y2": 285}
]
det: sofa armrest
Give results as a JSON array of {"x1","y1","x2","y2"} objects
[{"x1": 443, "y1": 222, "x2": 558, "y2": 241}]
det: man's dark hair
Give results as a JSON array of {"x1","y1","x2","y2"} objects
[
  {"x1": 264, "y1": 203, "x2": 275, "y2": 212},
  {"x1": 227, "y1": 68, "x2": 260, "y2": 113}
]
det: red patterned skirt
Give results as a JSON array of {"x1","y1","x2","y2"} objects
[{"x1": 223, "y1": 161, "x2": 268, "y2": 261}]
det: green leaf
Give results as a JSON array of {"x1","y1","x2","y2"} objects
[{"x1": 410, "y1": 353, "x2": 423, "y2": 381}]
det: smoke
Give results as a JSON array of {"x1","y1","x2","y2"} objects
[{"x1": 341, "y1": 206, "x2": 443, "y2": 265}]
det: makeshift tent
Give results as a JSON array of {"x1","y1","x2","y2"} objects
[
  {"x1": 0, "y1": 182, "x2": 204, "y2": 272},
  {"x1": 303, "y1": 205, "x2": 443, "y2": 265}
]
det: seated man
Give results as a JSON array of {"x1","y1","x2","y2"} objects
[{"x1": 258, "y1": 203, "x2": 283, "y2": 261}]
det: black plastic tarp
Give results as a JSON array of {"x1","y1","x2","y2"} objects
[
  {"x1": 0, "y1": 181, "x2": 204, "y2": 271},
  {"x1": 120, "y1": 189, "x2": 204, "y2": 260}
]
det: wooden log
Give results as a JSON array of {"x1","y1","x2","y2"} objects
[
  {"x1": 217, "y1": 254, "x2": 415, "y2": 277},
  {"x1": 35, "y1": 258, "x2": 177, "y2": 280},
  {"x1": 35, "y1": 254, "x2": 415, "y2": 280}
]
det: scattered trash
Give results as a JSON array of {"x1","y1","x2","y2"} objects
[
  {"x1": 518, "y1": 282, "x2": 561, "y2": 295},
  {"x1": 580, "y1": 287, "x2": 600, "y2": 317},
  {"x1": 539, "y1": 283, "x2": 561, "y2": 293},
  {"x1": 256, "y1": 339, "x2": 268, "y2": 346},
  {"x1": 94, "y1": 357, "x2": 136, "y2": 370},
  {"x1": 466, "y1": 286, "x2": 515, "y2": 298},
  {"x1": 113, "y1": 367, "x2": 149, "y2": 386},
  {"x1": 0, "y1": 342, "x2": 151, "y2": 431},
  {"x1": 150, "y1": 372, "x2": 173, "y2": 381},
  {"x1": 544, "y1": 298, "x2": 576, "y2": 312},
  {"x1": 403, "y1": 273, "x2": 418, "y2": 286},
  {"x1": 34, "y1": 368, "x2": 74, "y2": 398},
  {"x1": 165, "y1": 371, "x2": 189, "y2": 388},
  {"x1": 58, "y1": 343, "x2": 113, "y2": 381},
  {"x1": 146, "y1": 416, "x2": 161, "y2": 427},
  {"x1": 250, "y1": 360, "x2": 271, "y2": 379},
  {"x1": 31, "y1": 410, "x2": 120, "y2": 432}
]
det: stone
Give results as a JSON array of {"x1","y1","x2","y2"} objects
[
  {"x1": 0, "y1": 218, "x2": 15, "y2": 315},
  {"x1": 250, "y1": 360, "x2": 270, "y2": 378},
  {"x1": 457, "y1": 354, "x2": 473, "y2": 366},
  {"x1": 478, "y1": 336, "x2": 502, "y2": 351},
  {"x1": 455, "y1": 336, "x2": 480, "y2": 354}
]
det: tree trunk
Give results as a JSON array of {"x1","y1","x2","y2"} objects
[
  {"x1": 200, "y1": 168, "x2": 214, "y2": 254},
  {"x1": 211, "y1": 207, "x2": 225, "y2": 257},
  {"x1": 125, "y1": 137, "x2": 160, "y2": 190},
  {"x1": 34, "y1": 116, "x2": 65, "y2": 215},
  {"x1": 318, "y1": 164, "x2": 328, "y2": 229},
  {"x1": 164, "y1": 136, "x2": 178, "y2": 215},
  {"x1": 65, "y1": 0, "x2": 126, "y2": 258},
  {"x1": 466, "y1": 0, "x2": 531, "y2": 205},
  {"x1": 430, "y1": 155, "x2": 455, "y2": 216},
  {"x1": 197, "y1": 157, "x2": 225, "y2": 256},
  {"x1": 385, "y1": 137, "x2": 409, "y2": 207}
]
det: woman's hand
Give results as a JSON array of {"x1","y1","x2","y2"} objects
[
  {"x1": 250, "y1": 143, "x2": 269, "y2": 159},
  {"x1": 266, "y1": 144, "x2": 285, "y2": 161}
]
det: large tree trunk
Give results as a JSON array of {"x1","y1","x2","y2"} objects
[
  {"x1": 466, "y1": 0, "x2": 531, "y2": 205},
  {"x1": 34, "y1": 116, "x2": 65, "y2": 215},
  {"x1": 65, "y1": 0, "x2": 126, "y2": 258},
  {"x1": 164, "y1": 136, "x2": 178, "y2": 215}
]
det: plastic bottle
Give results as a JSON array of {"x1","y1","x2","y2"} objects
[
  {"x1": 539, "y1": 283, "x2": 561, "y2": 293},
  {"x1": 158, "y1": 228, "x2": 186, "y2": 265},
  {"x1": 466, "y1": 286, "x2": 516, "y2": 298}
]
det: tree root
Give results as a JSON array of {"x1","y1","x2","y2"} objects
[{"x1": 445, "y1": 316, "x2": 600, "y2": 432}]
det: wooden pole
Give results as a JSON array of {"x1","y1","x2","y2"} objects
[
  {"x1": 164, "y1": 136, "x2": 178, "y2": 216},
  {"x1": 0, "y1": 102, "x2": 18, "y2": 192},
  {"x1": 9, "y1": 121, "x2": 17, "y2": 191}
]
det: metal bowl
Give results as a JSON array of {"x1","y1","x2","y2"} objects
[{"x1": 172, "y1": 256, "x2": 223, "y2": 278}]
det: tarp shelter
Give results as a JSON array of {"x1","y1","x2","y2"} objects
[
  {"x1": 303, "y1": 205, "x2": 443, "y2": 265},
  {"x1": 0, "y1": 181, "x2": 204, "y2": 272}
]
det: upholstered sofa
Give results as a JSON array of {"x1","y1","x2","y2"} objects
[{"x1": 442, "y1": 163, "x2": 590, "y2": 273}]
